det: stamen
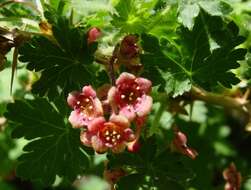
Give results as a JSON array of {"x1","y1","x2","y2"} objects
[
  {"x1": 106, "y1": 137, "x2": 110, "y2": 141},
  {"x1": 77, "y1": 101, "x2": 80, "y2": 105},
  {"x1": 105, "y1": 131, "x2": 109, "y2": 136},
  {"x1": 121, "y1": 94, "x2": 126, "y2": 99},
  {"x1": 137, "y1": 97, "x2": 141, "y2": 101},
  {"x1": 112, "y1": 138, "x2": 116, "y2": 142},
  {"x1": 85, "y1": 98, "x2": 90, "y2": 102},
  {"x1": 130, "y1": 92, "x2": 134, "y2": 96},
  {"x1": 112, "y1": 131, "x2": 117, "y2": 135},
  {"x1": 88, "y1": 105, "x2": 93, "y2": 110},
  {"x1": 136, "y1": 86, "x2": 140, "y2": 90},
  {"x1": 116, "y1": 134, "x2": 121, "y2": 139}
]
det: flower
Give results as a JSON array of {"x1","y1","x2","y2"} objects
[
  {"x1": 108, "y1": 72, "x2": 152, "y2": 121},
  {"x1": 119, "y1": 35, "x2": 139, "y2": 59},
  {"x1": 87, "y1": 27, "x2": 101, "y2": 44},
  {"x1": 80, "y1": 115, "x2": 135, "y2": 153},
  {"x1": 171, "y1": 128, "x2": 198, "y2": 159},
  {"x1": 223, "y1": 163, "x2": 242, "y2": 190},
  {"x1": 67, "y1": 85, "x2": 103, "y2": 128}
]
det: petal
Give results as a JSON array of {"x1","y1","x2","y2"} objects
[
  {"x1": 127, "y1": 139, "x2": 140, "y2": 153},
  {"x1": 119, "y1": 105, "x2": 136, "y2": 121},
  {"x1": 107, "y1": 86, "x2": 118, "y2": 113},
  {"x1": 116, "y1": 72, "x2": 135, "y2": 86},
  {"x1": 80, "y1": 131, "x2": 93, "y2": 147},
  {"x1": 82, "y1": 85, "x2": 96, "y2": 98},
  {"x1": 112, "y1": 143, "x2": 126, "y2": 153},
  {"x1": 135, "y1": 77, "x2": 152, "y2": 94},
  {"x1": 182, "y1": 147, "x2": 198, "y2": 160},
  {"x1": 123, "y1": 128, "x2": 136, "y2": 142},
  {"x1": 110, "y1": 114, "x2": 130, "y2": 128},
  {"x1": 67, "y1": 91, "x2": 81, "y2": 108},
  {"x1": 91, "y1": 135, "x2": 108, "y2": 154},
  {"x1": 134, "y1": 95, "x2": 152, "y2": 117},
  {"x1": 93, "y1": 98, "x2": 104, "y2": 116},
  {"x1": 87, "y1": 117, "x2": 106, "y2": 132},
  {"x1": 107, "y1": 86, "x2": 116, "y2": 103},
  {"x1": 68, "y1": 111, "x2": 87, "y2": 128}
]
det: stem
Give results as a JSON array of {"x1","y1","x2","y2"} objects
[
  {"x1": 189, "y1": 86, "x2": 249, "y2": 114},
  {"x1": 109, "y1": 55, "x2": 116, "y2": 86}
]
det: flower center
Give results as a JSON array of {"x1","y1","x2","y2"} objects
[
  {"x1": 100, "y1": 123, "x2": 123, "y2": 146},
  {"x1": 118, "y1": 82, "x2": 142, "y2": 105},
  {"x1": 76, "y1": 97, "x2": 94, "y2": 118}
]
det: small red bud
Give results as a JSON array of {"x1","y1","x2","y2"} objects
[{"x1": 87, "y1": 27, "x2": 101, "y2": 44}]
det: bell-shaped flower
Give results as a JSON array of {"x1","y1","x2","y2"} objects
[
  {"x1": 108, "y1": 72, "x2": 152, "y2": 121},
  {"x1": 67, "y1": 85, "x2": 103, "y2": 128},
  {"x1": 223, "y1": 163, "x2": 242, "y2": 190},
  {"x1": 80, "y1": 115, "x2": 135, "y2": 153},
  {"x1": 171, "y1": 128, "x2": 198, "y2": 159},
  {"x1": 87, "y1": 27, "x2": 101, "y2": 44}
]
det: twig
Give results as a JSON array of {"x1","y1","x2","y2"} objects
[{"x1": 189, "y1": 86, "x2": 249, "y2": 114}]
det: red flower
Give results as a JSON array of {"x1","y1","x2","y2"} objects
[
  {"x1": 171, "y1": 128, "x2": 198, "y2": 159},
  {"x1": 108, "y1": 72, "x2": 152, "y2": 121},
  {"x1": 120, "y1": 35, "x2": 139, "y2": 59},
  {"x1": 87, "y1": 27, "x2": 101, "y2": 44},
  {"x1": 80, "y1": 115, "x2": 135, "y2": 153},
  {"x1": 223, "y1": 163, "x2": 242, "y2": 190},
  {"x1": 67, "y1": 86, "x2": 103, "y2": 128}
]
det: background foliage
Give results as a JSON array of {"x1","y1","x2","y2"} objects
[{"x1": 1, "y1": 0, "x2": 251, "y2": 190}]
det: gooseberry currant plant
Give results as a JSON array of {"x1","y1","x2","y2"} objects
[{"x1": 1, "y1": 0, "x2": 251, "y2": 190}]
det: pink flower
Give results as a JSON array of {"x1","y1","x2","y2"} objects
[
  {"x1": 171, "y1": 128, "x2": 198, "y2": 159},
  {"x1": 67, "y1": 85, "x2": 103, "y2": 128},
  {"x1": 87, "y1": 27, "x2": 101, "y2": 44},
  {"x1": 80, "y1": 115, "x2": 135, "y2": 153},
  {"x1": 108, "y1": 72, "x2": 152, "y2": 121}
]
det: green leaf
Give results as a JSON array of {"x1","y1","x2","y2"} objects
[
  {"x1": 178, "y1": 3, "x2": 200, "y2": 30},
  {"x1": 4, "y1": 98, "x2": 89, "y2": 185},
  {"x1": 141, "y1": 13, "x2": 246, "y2": 95},
  {"x1": 178, "y1": 0, "x2": 232, "y2": 30},
  {"x1": 108, "y1": 136, "x2": 191, "y2": 189},
  {"x1": 140, "y1": 33, "x2": 192, "y2": 97},
  {"x1": 117, "y1": 173, "x2": 185, "y2": 190},
  {"x1": 18, "y1": 17, "x2": 98, "y2": 99}
]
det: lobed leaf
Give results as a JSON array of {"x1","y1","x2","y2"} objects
[{"x1": 4, "y1": 98, "x2": 89, "y2": 184}]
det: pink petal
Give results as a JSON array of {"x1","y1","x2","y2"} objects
[
  {"x1": 67, "y1": 91, "x2": 81, "y2": 108},
  {"x1": 91, "y1": 135, "x2": 107, "y2": 154},
  {"x1": 134, "y1": 95, "x2": 152, "y2": 117},
  {"x1": 87, "y1": 27, "x2": 101, "y2": 44},
  {"x1": 82, "y1": 85, "x2": 96, "y2": 98},
  {"x1": 80, "y1": 131, "x2": 93, "y2": 147},
  {"x1": 116, "y1": 72, "x2": 135, "y2": 86},
  {"x1": 107, "y1": 86, "x2": 118, "y2": 113},
  {"x1": 135, "y1": 77, "x2": 152, "y2": 94},
  {"x1": 127, "y1": 139, "x2": 140, "y2": 153},
  {"x1": 107, "y1": 86, "x2": 116, "y2": 103},
  {"x1": 93, "y1": 98, "x2": 104, "y2": 116},
  {"x1": 68, "y1": 110, "x2": 88, "y2": 128},
  {"x1": 110, "y1": 114, "x2": 130, "y2": 128},
  {"x1": 87, "y1": 117, "x2": 106, "y2": 132},
  {"x1": 119, "y1": 105, "x2": 136, "y2": 121}
]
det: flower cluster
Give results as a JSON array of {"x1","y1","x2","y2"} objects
[{"x1": 67, "y1": 72, "x2": 152, "y2": 153}]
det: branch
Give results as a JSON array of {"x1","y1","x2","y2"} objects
[{"x1": 189, "y1": 86, "x2": 249, "y2": 114}]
